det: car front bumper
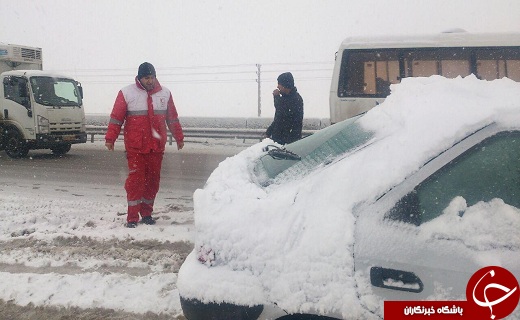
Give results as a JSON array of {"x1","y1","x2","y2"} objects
[{"x1": 180, "y1": 296, "x2": 263, "y2": 320}]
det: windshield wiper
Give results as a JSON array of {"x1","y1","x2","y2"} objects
[
  {"x1": 37, "y1": 97, "x2": 79, "y2": 107},
  {"x1": 263, "y1": 145, "x2": 301, "y2": 161}
]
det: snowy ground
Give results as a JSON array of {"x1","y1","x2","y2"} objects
[{"x1": 0, "y1": 139, "x2": 250, "y2": 319}]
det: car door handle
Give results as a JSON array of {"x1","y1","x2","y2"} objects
[{"x1": 370, "y1": 266, "x2": 424, "y2": 293}]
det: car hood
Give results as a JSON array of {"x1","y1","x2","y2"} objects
[{"x1": 178, "y1": 75, "x2": 520, "y2": 318}]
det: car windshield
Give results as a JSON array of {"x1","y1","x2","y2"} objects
[
  {"x1": 254, "y1": 114, "x2": 375, "y2": 186},
  {"x1": 30, "y1": 76, "x2": 82, "y2": 107}
]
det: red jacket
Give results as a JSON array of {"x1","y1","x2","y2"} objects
[{"x1": 105, "y1": 78, "x2": 184, "y2": 153}]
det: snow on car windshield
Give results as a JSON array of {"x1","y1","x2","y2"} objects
[
  {"x1": 253, "y1": 116, "x2": 375, "y2": 186},
  {"x1": 179, "y1": 75, "x2": 520, "y2": 316}
]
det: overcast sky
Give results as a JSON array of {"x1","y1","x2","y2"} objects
[{"x1": 1, "y1": 0, "x2": 519, "y2": 118}]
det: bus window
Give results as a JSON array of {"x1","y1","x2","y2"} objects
[
  {"x1": 441, "y1": 60, "x2": 471, "y2": 78},
  {"x1": 508, "y1": 61, "x2": 520, "y2": 81},
  {"x1": 478, "y1": 60, "x2": 502, "y2": 80},
  {"x1": 476, "y1": 48, "x2": 520, "y2": 81},
  {"x1": 404, "y1": 48, "x2": 471, "y2": 79},
  {"x1": 338, "y1": 50, "x2": 399, "y2": 97},
  {"x1": 364, "y1": 62, "x2": 375, "y2": 94},
  {"x1": 409, "y1": 60, "x2": 438, "y2": 77},
  {"x1": 363, "y1": 62, "x2": 394, "y2": 95}
]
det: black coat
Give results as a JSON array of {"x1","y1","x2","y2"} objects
[{"x1": 266, "y1": 88, "x2": 304, "y2": 145}]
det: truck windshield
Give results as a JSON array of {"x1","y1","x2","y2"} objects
[{"x1": 30, "y1": 77, "x2": 82, "y2": 107}]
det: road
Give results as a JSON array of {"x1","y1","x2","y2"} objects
[
  {"x1": 0, "y1": 141, "x2": 247, "y2": 320},
  {"x1": 0, "y1": 142, "x2": 241, "y2": 197}
]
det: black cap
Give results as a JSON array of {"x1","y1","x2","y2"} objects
[
  {"x1": 138, "y1": 62, "x2": 156, "y2": 79},
  {"x1": 277, "y1": 72, "x2": 294, "y2": 89}
]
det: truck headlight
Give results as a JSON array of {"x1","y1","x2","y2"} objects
[{"x1": 38, "y1": 116, "x2": 49, "y2": 134}]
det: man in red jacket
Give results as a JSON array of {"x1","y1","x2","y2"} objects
[{"x1": 105, "y1": 62, "x2": 184, "y2": 228}]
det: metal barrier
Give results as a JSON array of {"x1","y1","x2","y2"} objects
[{"x1": 86, "y1": 126, "x2": 315, "y2": 144}]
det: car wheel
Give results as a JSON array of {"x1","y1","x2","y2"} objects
[{"x1": 5, "y1": 128, "x2": 29, "y2": 158}]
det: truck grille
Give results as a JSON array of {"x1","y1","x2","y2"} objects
[{"x1": 50, "y1": 122, "x2": 84, "y2": 132}]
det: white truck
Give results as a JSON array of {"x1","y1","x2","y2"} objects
[{"x1": 0, "y1": 43, "x2": 86, "y2": 158}]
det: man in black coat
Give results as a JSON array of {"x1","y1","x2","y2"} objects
[{"x1": 266, "y1": 72, "x2": 304, "y2": 145}]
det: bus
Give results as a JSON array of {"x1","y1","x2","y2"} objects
[{"x1": 329, "y1": 31, "x2": 520, "y2": 123}]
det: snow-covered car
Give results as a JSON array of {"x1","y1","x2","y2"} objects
[{"x1": 177, "y1": 75, "x2": 520, "y2": 320}]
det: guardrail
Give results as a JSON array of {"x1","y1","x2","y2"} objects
[{"x1": 86, "y1": 125, "x2": 315, "y2": 144}]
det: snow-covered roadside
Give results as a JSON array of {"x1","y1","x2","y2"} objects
[{"x1": 0, "y1": 140, "x2": 249, "y2": 318}]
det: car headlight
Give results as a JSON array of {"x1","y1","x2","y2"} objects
[{"x1": 37, "y1": 115, "x2": 49, "y2": 134}]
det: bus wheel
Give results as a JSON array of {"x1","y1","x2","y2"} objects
[
  {"x1": 5, "y1": 128, "x2": 29, "y2": 158},
  {"x1": 51, "y1": 144, "x2": 71, "y2": 155}
]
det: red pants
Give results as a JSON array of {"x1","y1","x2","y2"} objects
[{"x1": 125, "y1": 151, "x2": 164, "y2": 223}]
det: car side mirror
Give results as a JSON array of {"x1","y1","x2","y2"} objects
[{"x1": 76, "y1": 82, "x2": 83, "y2": 99}]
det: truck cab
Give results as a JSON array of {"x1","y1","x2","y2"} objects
[{"x1": 0, "y1": 43, "x2": 87, "y2": 158}]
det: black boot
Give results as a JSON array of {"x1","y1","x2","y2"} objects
[{"x1": 141, "y1": 216, "x2": 156, "y2": 225}]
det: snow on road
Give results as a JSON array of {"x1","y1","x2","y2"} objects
[{"x1": 0, "y1": 140, "x2": 249, "y2": 319}]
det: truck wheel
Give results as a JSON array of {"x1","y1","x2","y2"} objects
[
  {"x1": 0, "y1": 127, "x2": 6, "y2": 151},
  {"x1": 51, "y1": 144, "x2": 71, "y2": 155},
  {"x1": 5, "y1": 128, "x2": 29, "y2": 158}
]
